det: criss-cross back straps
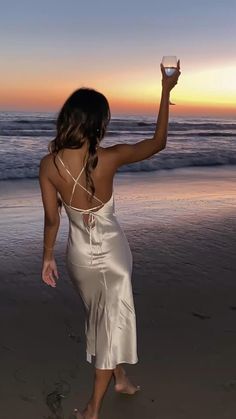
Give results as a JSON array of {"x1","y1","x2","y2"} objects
[{"x1": 57, "y1": 154, "x2": 105, "y2": 208}]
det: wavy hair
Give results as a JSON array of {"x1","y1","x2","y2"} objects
[{"x1": 49, "y1": 87, "x2": 111, "y2": 203}]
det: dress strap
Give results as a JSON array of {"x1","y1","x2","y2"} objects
[
  {"x1": 69, "y1": 165, "x2": 86, "y2": 206},
  {"x1": 57, "y1": 153, "x2": 105, "y2": 207},
  {"x1": 57, "y1": 154, "x2": 77, "y2": 182},
  {"x1": 73, "y1": 180, "x2": 105, "y2": 205}
]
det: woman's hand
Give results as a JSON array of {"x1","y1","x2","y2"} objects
[
  {"x1": 41, "y1": 258, "x2": 59, "y2": 288},
  {"x1": 161, "y1": 59, "x2": 181, "y2": 92}
]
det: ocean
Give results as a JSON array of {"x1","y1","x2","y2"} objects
[{"x1": 0, "y1": 111, "x2": 236, "y2": 181}]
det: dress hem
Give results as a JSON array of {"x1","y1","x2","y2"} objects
[{"x1": 86, "y1": 350, "x2": 139, "y2": 369}]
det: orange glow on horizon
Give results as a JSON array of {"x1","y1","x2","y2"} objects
[
  {"x1": 0, "y1": 63, "x2": 235, "y2": 118},
  {"x1": 0, "y1": 95, "x2": 235, "y2": 119},
  {"x1": 0, "y1": 91, "x2": 235, "y2": 119}
]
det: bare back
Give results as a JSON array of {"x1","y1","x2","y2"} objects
[
  {"x1": 47, "y1": 145, "x2": 116, "y2": 211},
  {"x1": 41, "y1": 133, "x2": 165, "y2": 214}
]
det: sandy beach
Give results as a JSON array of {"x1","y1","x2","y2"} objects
[{"x1": 1, "y1": 166, "x2": 236, "y2": 419}]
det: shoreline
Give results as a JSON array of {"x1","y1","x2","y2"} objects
[{"x1": 1, "y1": 165, "x2": 236, "y2": 418}]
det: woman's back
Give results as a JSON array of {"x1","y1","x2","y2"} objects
[{"x1": 50, "y1": 144, "x2": 116, "y2": 211}]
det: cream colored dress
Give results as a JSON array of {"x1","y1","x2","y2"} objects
[{"x1": 57, "y1": 155, "x2": 138, "y2": 370}]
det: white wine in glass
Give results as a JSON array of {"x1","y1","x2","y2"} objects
[{"x1": 161, "y1": 55, "x2": 178, "y2": 105}]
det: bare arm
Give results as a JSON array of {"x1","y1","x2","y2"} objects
[
  {"x1": 108, "y1": 60, "x2": 181, "y2": 167},
  {"x1": 39, "y1": 156, "x2": 61, "y2": 259}
]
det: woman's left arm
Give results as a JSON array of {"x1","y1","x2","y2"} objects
[{"x1": 39, "y1": 155, "x2": 60, "y2": 287}]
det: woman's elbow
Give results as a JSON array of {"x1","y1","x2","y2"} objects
[
  {"x1": 45, "y1": 214, "x2": 60, "y2": 227},
  {"x1": 156, "y1": 142, "x2": 166, "y2": 153}
]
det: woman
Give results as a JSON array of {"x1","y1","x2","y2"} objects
[{"x1": 39, "y1": 61, "x2": 181, "y2": 419}]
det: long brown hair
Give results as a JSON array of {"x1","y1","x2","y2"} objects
[{"x1": 49, "y1": 87, "x2": 111, "y2": 202}]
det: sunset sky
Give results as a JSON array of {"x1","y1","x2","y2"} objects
[{"x1": 1, "y1": 0, "x2": 236, "y2": 117}]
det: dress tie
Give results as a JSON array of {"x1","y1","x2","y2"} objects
[{"x1": 83, "y1": 210, "x2": 98, "y2": 266}]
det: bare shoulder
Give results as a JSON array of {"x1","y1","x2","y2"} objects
[
  {"x1": 39, "y1": 153, "x2": 56, "y2": 175},
  {"x1": 40, "y1": 153, "x2": 52, "y2": 165},
  {"x1": 97, "y1": 145, "x2": 118, "y2": 170}
]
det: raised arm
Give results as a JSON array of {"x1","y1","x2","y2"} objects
[{"x1": 108, "y1": 60, "x2": 181, "y2": 167}]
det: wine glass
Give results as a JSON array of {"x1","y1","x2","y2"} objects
[{"x1": 161, "y1": 55, "x2": 178, "y2": 105}]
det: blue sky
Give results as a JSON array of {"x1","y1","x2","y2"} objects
[
  {"x1": 2, "y1": 0, "x2": 236, "y2": 66},
  {"x1": 1, "y1": 0, "x2": 236, "y2": 114}
]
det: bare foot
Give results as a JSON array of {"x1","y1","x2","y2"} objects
[
  {"x1": 72, "y1": 403, "x2": 98, "y2": 419},
  {"x1": 114, "y1": 371, "x2": 141, "y2": 395},
  {"x1": 113, "y1": 365, "x2": 141, "y2": 395}
]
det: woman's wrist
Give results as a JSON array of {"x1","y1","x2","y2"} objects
[
  {"x1": 162, "y1": 85, "x2": 171, "y2": 96},
  {"x1": 43, "y1": 244, "x2": 54, "y2": 260},
  {"x1": 43, "y1": 253, "x2": 54, "y2": 262},
  {"x1": 44, "y1": 243, "x2": 54, "y2": 250}
]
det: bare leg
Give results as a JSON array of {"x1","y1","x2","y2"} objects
[
  {"x1": 112, "y1": 364, "x2": 141, "y2": 394},
  {"x1": 73, "y1": 367, "x2": 114, "y2": 419}
]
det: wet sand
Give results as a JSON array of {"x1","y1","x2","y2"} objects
[{"x1": 0, "y1": 167, "x2": 236, "y2": 419}]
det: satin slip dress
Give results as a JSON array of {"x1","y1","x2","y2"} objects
[{"x1": 57, "y1": 154, "x2": 138, "y2": 370}]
